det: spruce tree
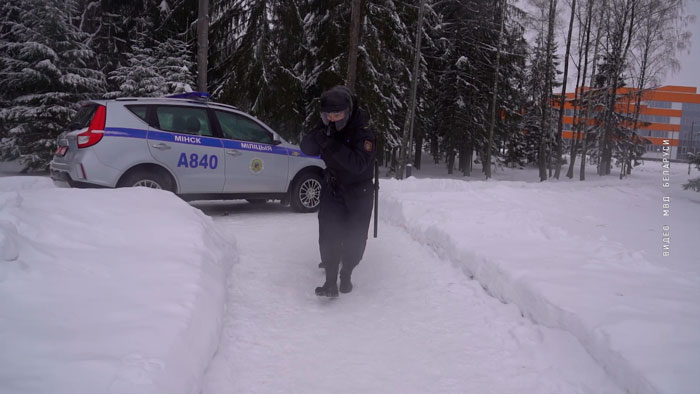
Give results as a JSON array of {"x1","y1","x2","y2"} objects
[
  {"x1": 684, "y1": 153, "x2": 700, "y2": 192},
  {"x1": 0, "y1": 0, "x2": 105, "y2": 171},
  {"x1": 157, "y1": 37, "x2": 196, "y2": 94},
  {"x1": 107, "y1": 36, "x2": 165, "y2": 97},
  {"x1": 209, "y1": 0, "x2": 416, "y2": 147}
]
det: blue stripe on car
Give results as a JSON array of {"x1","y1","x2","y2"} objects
[
  {"x1": 147, "y1": 130, "x2": 223, "y2": 148},
  {"x1": 221, "y1": 140, "x2": 288, "y2": 155},
  {"x1": 104, "y1": 127, "x2": 321, "y2": 159},
  {"x1": 104, "y1": 127, "x2": 148, "y2": 139}
]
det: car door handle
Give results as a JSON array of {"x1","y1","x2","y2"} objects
[
  {"x1": 152, "y1": 143, "x2": 171, "y2": 150},
  {"x1": 227, "y1": 149, "x2": 242, "y2": 156}
]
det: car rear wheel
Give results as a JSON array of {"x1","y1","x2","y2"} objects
[
  {"x1": 118, "y1": 168, "x2": 174, "y2": 193},
  {"x1": 290, "y1": 172, "x2": 322, "y2": 213}
]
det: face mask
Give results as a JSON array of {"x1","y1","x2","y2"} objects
[
  {"x1": 334, "y1": 114, "x2": 349, "y2": 131},
  {"x1": 321, "y1": 109, "x2": 349, "y2": 130},
  {"x1": 327, "y1": 122, "x2": 337, "y2": 135}
]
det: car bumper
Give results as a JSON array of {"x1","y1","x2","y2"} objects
[
  {"x1": 50, "y1": 168, "x2": 107, "y2": 189},
  {"x1": 49, "y1": 146, "x2": 120, "y2": 188}
]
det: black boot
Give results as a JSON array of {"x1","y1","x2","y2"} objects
[
  {"x1": 315, "y1": 281, "x2": 338, "y2": 297},
  {"x1": 339, "y1": 271, "x2": 353, "y2": 294}
]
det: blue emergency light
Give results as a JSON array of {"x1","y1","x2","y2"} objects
[{"x1": 167, "y1": 92, "x2": 211, "y2": 101}]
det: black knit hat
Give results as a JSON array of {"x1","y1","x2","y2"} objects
[{"x1": 320, "y1": 86, "x2": 353, "y2": 113}]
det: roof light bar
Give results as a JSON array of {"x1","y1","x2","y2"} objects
[{"x1": 166, "y1": 92, "x2": 211, "y2": 101}]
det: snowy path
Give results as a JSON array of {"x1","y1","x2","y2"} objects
[{"x1": 198, "y1": 202, "x2": 623, "y2": 394}]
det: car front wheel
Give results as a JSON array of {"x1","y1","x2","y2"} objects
[{"x1": 290, "y1": 172, "x2": 322, "y2": 213}]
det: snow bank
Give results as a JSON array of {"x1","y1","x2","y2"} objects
[
  {"x1": 380, "y1": 165, "x2": 700, "y2": 394},
  {"x1": 0, "y1": 177, "x2": 235, "y2": 394}
]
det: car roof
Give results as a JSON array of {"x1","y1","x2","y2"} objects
[{"x1": 110, "y1": 97, "x2": 239, "y2": 111}]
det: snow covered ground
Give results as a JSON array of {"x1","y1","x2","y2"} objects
[
  {"x1": 1, "y1": 159, "x2": 698, "y2": 394},
  {"x1": 197, "y1": 200, "x2": 623, "y2": 394},
  {"x1": 0, "y1": 178, "x2": 234, "y2": 394},
  {"x1": 380, "y1": 160, "x2": 700, "y2": 394}
]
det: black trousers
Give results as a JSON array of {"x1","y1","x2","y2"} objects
[{"x1": 318, "y1": 179, "x2": 374, "y2": 284}]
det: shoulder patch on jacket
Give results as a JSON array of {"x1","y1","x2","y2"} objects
[{"x1": 363, "y1": 140, "x2": 374, "y2": 152}]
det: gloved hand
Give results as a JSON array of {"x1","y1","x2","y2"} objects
[
  {"x1": 314, "y1": 130, "x2": 331, "y2": 148},
  {"x1": 314, "y1": 129, "x2": 340, "y2": 152}
]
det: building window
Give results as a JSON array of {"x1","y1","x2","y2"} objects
[{"x1": 647, "y1": 100, "x2": 672, "y2": 109}]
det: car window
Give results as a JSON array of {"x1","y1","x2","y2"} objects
[
  {"x1": 155, "y1": 106, "x2": 212, "y2": 136},
  {"x1": 125, "y1": 105, "x2": 148, "y2": 123},
  {"x1": 215, "y1": 111, "x2": 273, "y2": 144},
  {"x1": 69, "y1": 105, "x2": 97, "y2": 129}
]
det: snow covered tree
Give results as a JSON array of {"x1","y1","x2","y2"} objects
[
  {"x1": 684, "y1": 153, "x2": 700, "y2": 192},
  {"x1": 210, "y1": 0, "x2": 306, "y2": 141},
  {"x1": 498, "y1": 16, "x2": 529, "y2": 169},
  {"x1": 419, "y1": 0, "x2": 528, "y2": 177},
  {"x1": 553, "y1": 0, "x2": 577, "y2": 179},
  {"x1": 210, "y1": 0, "x2": 416, "y2": 146},
  {"x1": 521, "y1": 35, "x2": 557, "y2": 167},
  {"x1": 566, "y1": 0, "x2": 596, "y2": 179},
  {"x1": 358, "y1": 0, "x2": 417, "y2": 168},
  {"x1": 106, "y1": 34, "x2": 193, "y2": 98},
  {"x1": 0, "y1": 0, "x2": 105, "y2": 171},
  {"x1": 157, "y1": 37, "x2": 195, "y2": 94},
  {"x1": 593, "y1": 0, "x2": 638, "y2": 176},
  {"x1": 74, "y1": 0, "x2": 195, "y2": 94},
  {"x1": 107, "y1": 36, "x2": 165, "y2": 97}
]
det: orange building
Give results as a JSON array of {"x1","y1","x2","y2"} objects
[{"x1": 559, "y1": 86, "x2": 700, "y2": 160}]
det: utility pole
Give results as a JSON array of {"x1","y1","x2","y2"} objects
[
  {"x1": 397, "y1": 0, "x2": 427, "y2": 179},
  {"x1": 196, "y1": 0, "x2": 209, "y2": 92}
]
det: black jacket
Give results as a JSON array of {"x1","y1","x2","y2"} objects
[{"x1": 300, "y1": 104, "x2": 376, "y2": 187}]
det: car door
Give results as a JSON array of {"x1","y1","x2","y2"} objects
[
  {"x1": 147, "y1": 105, "x2": 224, "y2": 194},
  {"x1": 214, "y1": 110, "x2": 289, "y2": 193}
]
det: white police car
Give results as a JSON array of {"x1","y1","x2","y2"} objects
[{"x1": 49, "y1": 92, "x2": 324, "y2": 212}]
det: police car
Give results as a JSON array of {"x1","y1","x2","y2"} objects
[{"x1": 49, "y1": 92, "x2": 324, "y2": 212}]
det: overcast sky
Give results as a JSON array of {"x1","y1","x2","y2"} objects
[
  {"x1": 516, "y1": 0, "x2": 700, "y2": 90},
  {"x1": 663, "y1": 0, "x2": 700, "y2": 88}
]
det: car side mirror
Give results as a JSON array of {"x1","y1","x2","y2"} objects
[{"x1": 271, "y1": 138, "x2": 282, "y2": 146}]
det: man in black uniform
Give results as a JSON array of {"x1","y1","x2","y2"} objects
[{"x1": 300, "y1": 85, "x2": 377, "y2": 297}]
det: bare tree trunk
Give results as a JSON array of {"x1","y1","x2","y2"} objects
[
  {"x1": 554, "y1": 0, "x2": 577, "y2": 179},
  {"x1": 397, "y1": 0, "x2": 427, "y2": 179},
  {"x1": 540, "y1": 0, "x2": 557, "y2": 182},
  {"x1": 465, "y1": 141, "x2": 473, "y2": 176},
  {"x1": 581, "y1": 3, "x2": 604, "y2": 181},
  {"x1": 485, "y1": 0, "x2": 505, "y2": 179},
  {"x1": 622, "y1": 0, "x2": 670, "y2": 178},
  {"x1": 568, "y1": 0, "x2": 594, "y2": 179},
  {"x1": 196, "y1": 0, "x2": 209, "y2": 92},
  {"x1": 447, "y1": 150, "x2": 455, "y2": 174},
  {"x1": 346, "y1": 0, "x2": 362, "y2": 91},
  {"x1": 414, "y1": 134, "x2": 423, "y2": 170},
  {"x1": 431, "y1": 134, "x2": 439, "y2": 163},
  {"x1": 599, "y1": 0, "x2": 637, "y2": 176}
]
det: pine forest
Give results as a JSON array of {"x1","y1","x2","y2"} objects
[{"x1": 0, "y1": 0, "x2": 691, "y2": 181}]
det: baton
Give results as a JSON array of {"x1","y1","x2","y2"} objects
[{"x1": 373, "y1": 159, "x2": 379, "y2": 238}]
